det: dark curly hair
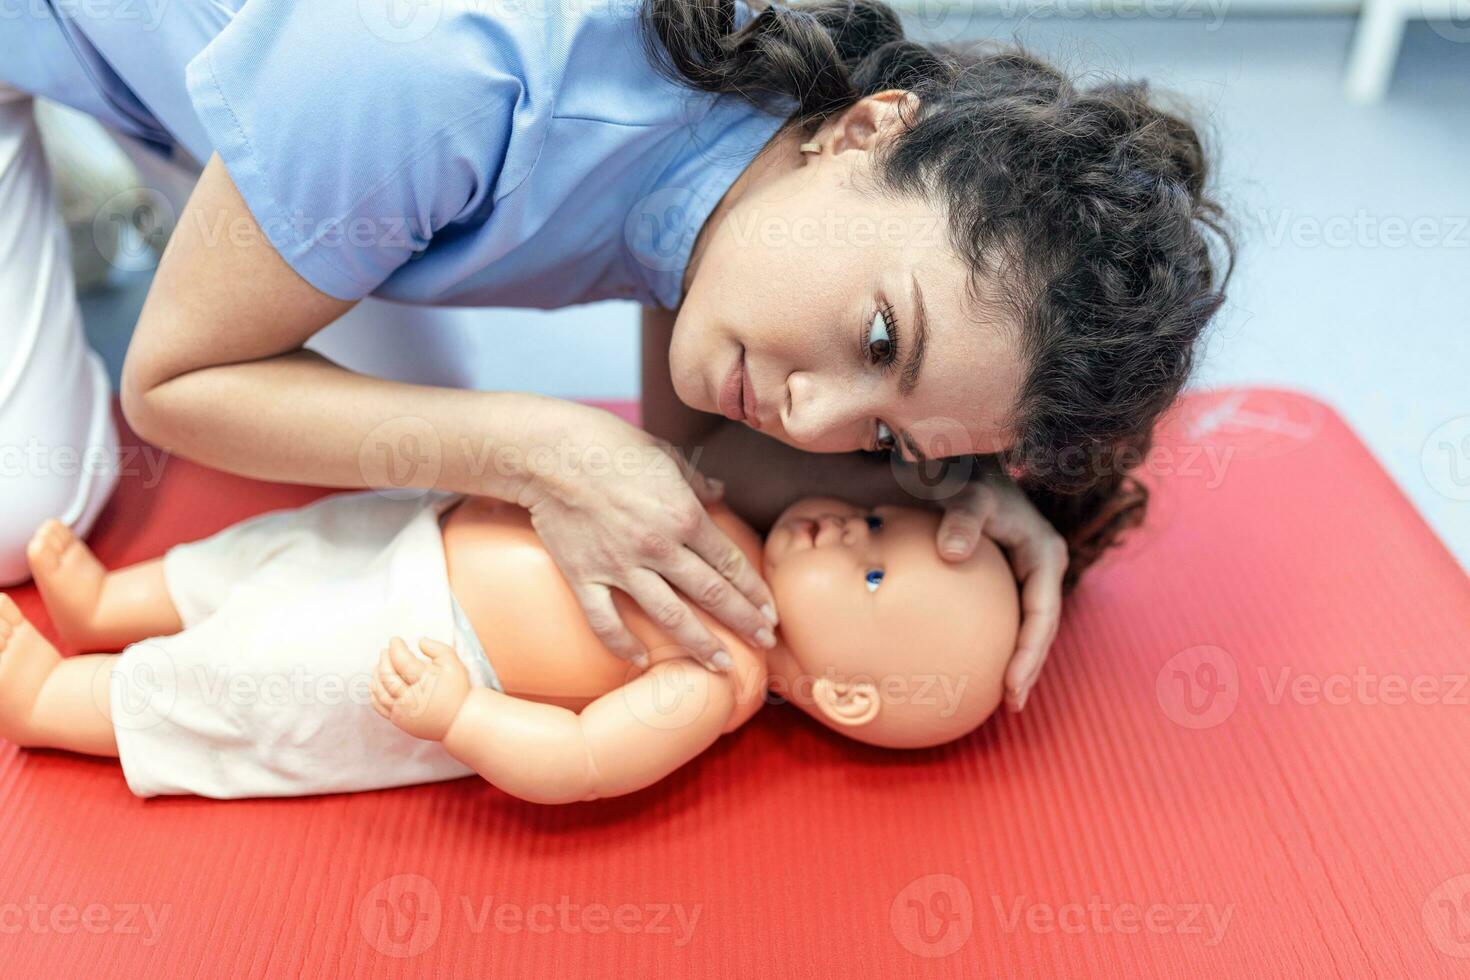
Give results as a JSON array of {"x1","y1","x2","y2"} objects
[{"x1": 640, "y1": 0, "x2": 1235, "y2": 589}]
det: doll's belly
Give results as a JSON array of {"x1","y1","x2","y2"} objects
[{"x1": 440, "y1": 498, "x2": 637, "y2": 708}]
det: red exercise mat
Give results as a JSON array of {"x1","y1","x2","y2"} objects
[{"x1": 2, "y1": 388, "x2": 1468, "y2": 978}]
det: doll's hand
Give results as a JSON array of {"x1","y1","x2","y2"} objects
[
  {"x1": 935, "y1": 458, "x2": 1068, "y2": 713},
  {"x1": 371, "y1": 637, "x2": 471, "y2": 741}
]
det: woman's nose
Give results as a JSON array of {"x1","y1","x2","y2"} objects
[{"x1": 784, "y1": 372, "x2": 863, "y2": 449}]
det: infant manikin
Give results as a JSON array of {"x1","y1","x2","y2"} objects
[{"x1": 0, "y1": 490, "x2": 1020, "y2": 803}]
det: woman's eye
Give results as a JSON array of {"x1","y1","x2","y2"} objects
[
  {"x1": 874, "y1": 421, "x2": 896, "y2": 453},
  {"x1": 865, "y1": 514, "x2": 883, "y2": 531},
  {"x1": 867, "y1": 311, "x2": 893, "y2": 363},
  {"x1": 865, "y1": 569, "x2": 885, "y2": 592}
]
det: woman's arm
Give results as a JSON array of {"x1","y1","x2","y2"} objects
[
  {"x1": 121, "y1": 155, "x2": 777, "y2": 671},
  {"x1": 121, "y1": 154, "x2": 555, "y2": 503}
]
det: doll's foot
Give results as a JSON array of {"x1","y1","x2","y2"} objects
[
  {"x1": 0, "y1": 594, "x2": 63, "y2": 745},
  {"x1": 26, "y1": 519, "x2": 106, "y2": 649}
]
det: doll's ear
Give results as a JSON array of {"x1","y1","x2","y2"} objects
[{"x1": 811, "y1": 677, "x2": 881, "y2": 728}]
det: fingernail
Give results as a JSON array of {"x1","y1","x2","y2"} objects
[
  {"x1": 711, "y1": 650, "x2": 734, "y2": 672},
  {"x1": 632, "y1": 652, "x2": 650, "y2": 670},
  {"x1": 944, "y1": 536, "x2": 967, "y2": 557},
  {"x1": 761, "y1": 603, "x2": 779, "y2": 626},
  {"x1": 755, "y1": 627, "x2": 775, "y2": 649},
  {"x1": 708, "y1": 478, "x2": 725, "y2": 495}
]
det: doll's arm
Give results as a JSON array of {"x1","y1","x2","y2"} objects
[{"x1": 372, "y1": 637, "x2": 745, "y2": 804}]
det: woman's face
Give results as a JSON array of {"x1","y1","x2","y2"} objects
[{"x1": 668, "y1": 93, "x2": 1025, "y2": 463}]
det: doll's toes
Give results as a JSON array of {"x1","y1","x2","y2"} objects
[{"x1": 0, "y1": 594, "x2": 21, "y2": 628}]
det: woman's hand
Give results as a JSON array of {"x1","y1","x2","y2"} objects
[
  {"x1": 935, "y1": 459, "x2": 1069, "y2": 713},
  {"x1": 372, "y1": 637, "x2": 472, "y2": 741},
  {"x1": 516, "y1": 404, "x2": 778, "y2": 673}
]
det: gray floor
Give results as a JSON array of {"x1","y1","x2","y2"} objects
[{"x1": 79, "y1": 15, "x2": 1469, "y2": 569}]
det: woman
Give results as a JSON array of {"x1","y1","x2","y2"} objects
[{"x1": 0, "y1": 0, "x2": 1230, "y2": 711}]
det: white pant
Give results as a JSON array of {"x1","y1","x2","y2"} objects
[
  {"x1": 0, "y1": 84, "x2": 118, "y2": 585},
  {"x1": 114, "y1": 490, "x2": 500, "y2": 799}
]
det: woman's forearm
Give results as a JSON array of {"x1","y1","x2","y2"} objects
[
  {"x1": 119, "y1": 154, "x2": 579, "y2": 505},
  {"x1": 127, "y1": 347, "x2": 569, "y2": 504}
]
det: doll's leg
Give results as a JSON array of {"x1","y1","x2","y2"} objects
[
  {"x1": 0, "y1": 594, "x2": 117, "y2": 756},
  {"x1": 26, "y1": 519, "x2": 182, "y2": 652}
]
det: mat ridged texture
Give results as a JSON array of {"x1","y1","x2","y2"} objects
[{"x1": 2, "y1": 388, "x2": 1467, "y2": 977}]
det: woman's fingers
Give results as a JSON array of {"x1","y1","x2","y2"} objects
[
  {"x1": 571, "y1": 582, "x2": 650, "y2": 670},
  {"x1": 935, "y1": 483, "x2": 997, "y2": 561},
  {"x1": 685, "y1": 515, "x2": 778, "y2": 630},
  {"x1": 663, "y1": 547, "x2": 776, "y2": 652},
  {"x1": 1005, "y1": 559, "x2": 1065, "y2": 712},
  {"x1": 937, "y1": 463, "x2": 1069, "y2": 712},
  {"x1": 623, "y1": 569, "x2": 732, "y2": 672},
  {"x1": 524, "y1": 407, "x2": 771, "y2": 675},
  {"x1": 687, "y1": 470, "x2": 725, "y2": 505}
]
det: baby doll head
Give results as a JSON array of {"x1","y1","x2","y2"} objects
[{"x1": 761, "y1": 497, "x2": 1021, "y2": 749}]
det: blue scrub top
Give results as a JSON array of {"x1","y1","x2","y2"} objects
[{"x1": 2, "y1": 0, "x2": 788, "y2": 310}]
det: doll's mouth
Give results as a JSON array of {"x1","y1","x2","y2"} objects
[{"x1": 785, "y1": 514, "x2": 846, "y2": 549}]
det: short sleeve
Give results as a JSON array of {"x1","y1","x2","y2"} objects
[{"x1": 185, "y1": 0, "x2": 550, "y2": 300}]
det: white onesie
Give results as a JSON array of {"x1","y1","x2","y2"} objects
[{"x1": 109, "y1": 489, "x2": 501, "y2": 799}]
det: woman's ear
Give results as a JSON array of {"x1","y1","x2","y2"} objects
[
  {"x1": 811, "y1": 677, "x2": 882, "y2": 728},
  {"x1": 826, "y1": 90, "x2": 920, "y2": 154}
]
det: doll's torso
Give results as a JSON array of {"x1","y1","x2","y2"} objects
[{"x1": 438, "y1": 497, "x2": 768, "y2": 715}]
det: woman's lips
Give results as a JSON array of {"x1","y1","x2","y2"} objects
[
  {"x1": 718, "y1": 350, "x2": 746, "y2": 422},
  {"x1": 718, "y1": 348, "x2": 761, "y2": 428},
  {"x1": 741, "y1": 355, "x2": 760, "y2": 427}
]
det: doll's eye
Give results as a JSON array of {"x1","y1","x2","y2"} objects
[
  {"x1": 865, "y1": 569, "x2": 885, "y2": 592},
  {"x1": 865, "y1": 514, "x2": 883, "y2": 531}
]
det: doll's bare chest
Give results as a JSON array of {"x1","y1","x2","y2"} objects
[{"x1": 438, "y1": 498, "x2": 632, "y2": 703}]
